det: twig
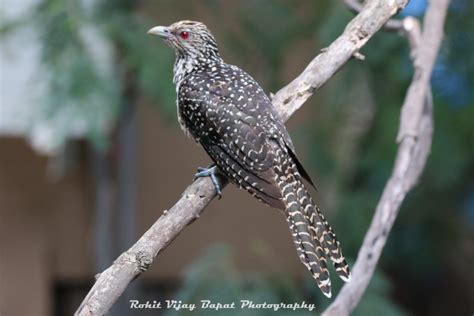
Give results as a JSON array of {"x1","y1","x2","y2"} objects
[
  {"x1": 75, "y1": 0, "x2": 409, "y2": 314},
  {"x1": 323, "y1": 0, "x2": 450, "y2": 315},
  {"x1": 344, "y1": 0, "x2": 404, "y2": 31}
]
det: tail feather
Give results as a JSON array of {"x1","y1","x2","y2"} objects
[
  {"x1": 317, "y1": 206, "x2": 351, "y2": 282},
  {"x1": 285, "y1": 198, "x2": 332, "y2": 297},
  {"x1": 295, "y1": 180, "x2": 351, "y2": 282},
  {"x1": 281, "y1": 180, "x2": 332, "y2": 297},
  {"x1": 273, "y1": 142, "x2": 350, "y2": 297}
]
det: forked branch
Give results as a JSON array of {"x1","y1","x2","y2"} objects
[{"x1": 323, "y1": 0, "x2": 450, "y2": 314}]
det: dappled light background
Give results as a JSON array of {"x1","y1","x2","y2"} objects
[{"x1": 0, "y1": 0, "x2": 473, "y2": 315}]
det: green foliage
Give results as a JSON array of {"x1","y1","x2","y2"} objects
[
  {"x1": 352, "y1": 272, "x2": 407, "y2": 316},
  {"x1": 22, "y1": 0, "x2": 122, "y2": 149},
  {"x1": 444, "y1": 1, "x2": 474, "y2": 78},
  {"x1": 96, "y1": 8, "x2": 177, "y2": 117},
  {"x1": 1, "y1": 0, "x2": 179, "y2": 150}
]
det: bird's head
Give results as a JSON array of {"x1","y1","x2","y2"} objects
[{"x1": 147, "y1": 20, "x2": 220, "y2": 61}]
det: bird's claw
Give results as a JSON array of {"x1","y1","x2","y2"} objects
[{"x1": 193, "y1": 165, "x2": 222, "y2": 199}]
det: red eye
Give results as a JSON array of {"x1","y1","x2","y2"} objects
[{"x1": 179, "y1": 31, "x2": 189, "y2": 39}]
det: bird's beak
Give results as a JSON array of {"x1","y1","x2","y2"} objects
[{"x1": 147, "y1": 26, "x2": 172, "y2": 39}]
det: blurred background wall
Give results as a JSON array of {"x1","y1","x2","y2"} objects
[{"x1": 0, "y1": 0, "x2": 473, "y2": 315}]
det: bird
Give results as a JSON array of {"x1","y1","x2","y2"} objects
[{"x1": 147, "y1": 20, "x2": 350, "y2": 298}]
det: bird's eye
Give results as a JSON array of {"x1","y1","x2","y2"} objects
[{"x1": 179, "y1": 31, "x2": 189, "y2": 40}]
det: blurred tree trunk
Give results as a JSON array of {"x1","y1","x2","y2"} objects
[
  {"x1": 114, "y1": 75, "x2": 140, "y2": 315},
  {"x1": 90, "y1": 147, "x2": 114, "y2": 272}
]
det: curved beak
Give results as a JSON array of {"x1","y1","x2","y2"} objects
[{"x1": 147, "y1": 26, "x2": 172, "y2": 39}]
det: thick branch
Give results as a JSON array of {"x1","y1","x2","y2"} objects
[
  {"x1": 323, "y1": 0, "x2": 450, "y2": 315},
  {"x1": 75, "y1": 1, "x2": 408, "y2": 314}
]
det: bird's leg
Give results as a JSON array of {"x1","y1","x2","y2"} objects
[{"x1": 193, "y1": 165, "x2": 222, "y2": 198}]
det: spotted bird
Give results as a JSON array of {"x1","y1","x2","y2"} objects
[{"x1": 148, "y1": 20, "x2": 351, "y2": 297}]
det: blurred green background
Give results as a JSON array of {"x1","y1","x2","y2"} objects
[{"x1": 0, "y1": 0, "x2": 473, "y2": 315}]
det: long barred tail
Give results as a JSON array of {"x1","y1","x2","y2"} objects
[
  {"x1": 281, "y1": 177, "x2": 351, "y2": 298},
  {"x1": 296, "y1": 181, "x2": 351, "y2": 282},
  {"x1": 284, "y1": 190, "x2": 331, "y2": 296}
]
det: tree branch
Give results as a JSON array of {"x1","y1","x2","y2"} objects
[
  {"x1": 322, "y1": 0, "x2": 450, "y2": 315},
  {"x1": 343, "y1": 0, "x2": 404, "y2": 31},
  {"x1": 75, "y1": 1, "x2": 409, "y2": 314}
]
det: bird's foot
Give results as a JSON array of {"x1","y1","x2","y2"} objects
[{"x1": 193, "y1": 165, "x2": 222, "y2": 199}]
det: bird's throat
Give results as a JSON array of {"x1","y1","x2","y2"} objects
[
  {"x1": 173, "y1": 52, "x2": 223, "y2": 91},
  {"x1": 173, "y1": 56, "x2": 198, "y2": 89}
]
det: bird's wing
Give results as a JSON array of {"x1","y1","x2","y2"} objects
[
  {"x1": 180, "y1": 71, "x2": 285, "y2": 208},
  {"x1": 226, "y1": 65, "x2": 317, "y2": 189}
]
